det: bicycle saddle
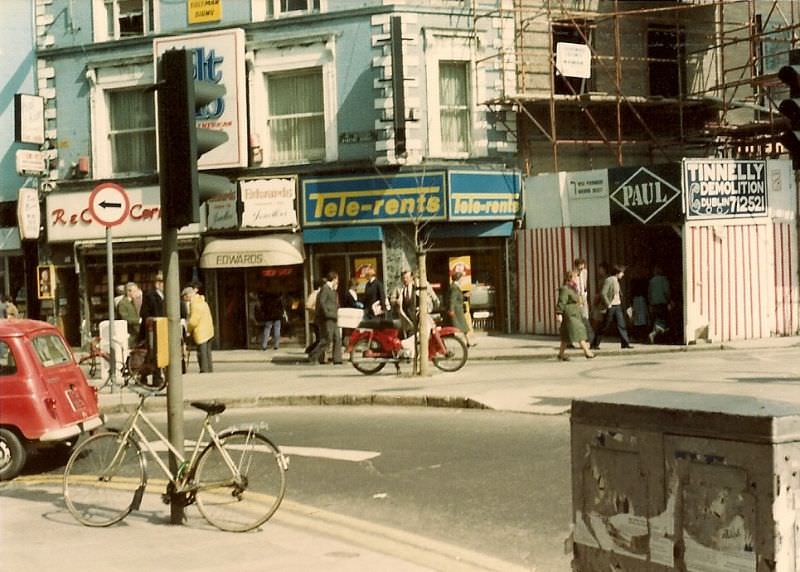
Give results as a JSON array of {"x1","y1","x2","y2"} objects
[{"x1": 191, "y1": 401, "x2": 226, "y2": 415}]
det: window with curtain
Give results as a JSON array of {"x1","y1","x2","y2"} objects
[
  {"x1": 266, "y1": 69, "x2": 325, "y2": 164},
  {"x1": 439, "y1": 61, "x2": 470, "y2": 154},
  {"x1": 108, "y1": 88, "x2": 156, "y2": 174}
]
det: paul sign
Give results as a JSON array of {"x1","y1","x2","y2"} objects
[{"x1": 608, "y1": 164, "x2": 682, "y2": 225}]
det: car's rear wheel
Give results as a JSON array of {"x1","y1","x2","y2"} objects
[{"x1": 0, "y1": 428, "x2": 27, "y2": 481}]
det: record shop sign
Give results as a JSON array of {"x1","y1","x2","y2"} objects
[
  {"x1": 684, "y1": 159, "x2": 767, "y2": 220},
  {"x1": 608, "y1": 164, "x2": 682, "y2": 224}
]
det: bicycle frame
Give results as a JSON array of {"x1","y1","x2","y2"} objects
[{"x1": 114, "y1": 394, "x2": 249, "y2": 495}]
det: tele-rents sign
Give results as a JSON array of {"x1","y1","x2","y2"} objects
[{"x1": 154, "y1": 29, "x2": 247, "y2": 169}]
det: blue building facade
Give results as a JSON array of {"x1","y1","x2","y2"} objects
[
  {"x1": 33, "y1": 0, "x2": 520, "y2": 347},
  {"x1": 0, "y1": 1, "x2": 36, "y2": 311}
]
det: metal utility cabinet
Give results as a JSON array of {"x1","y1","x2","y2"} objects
[{"x1": 571, "y1": 390, "x2": 800, "y2": 572}]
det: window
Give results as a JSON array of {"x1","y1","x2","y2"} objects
[
  {"x1": 648, "y1": 26, "x2": 685, "y2": 97},
  {"x1": 439, "y1": 62, "x2": 470, "y2": 154},
  {"x1": 100, "y1": 0, "x2": 154, "y2": 40},
  {"x1": 552, "y1": 20, "x2": 592, "y2": 95},
  {"x1": 0, "y1": 342, "x2": 16, "y2": 376},
  {"x1": 259, "y1": 0, "x2": 321, "y2": 19},
  {"x1": 266, "y1": 69, "x2": 326, "y2": 164},
  {"x1": 31, "y1": 334, "x2": 73, "y2": 368},
  {"x1": 108, "y1": 88, "x2": 157, "y2": 175}
]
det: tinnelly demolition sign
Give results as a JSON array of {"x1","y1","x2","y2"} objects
[{"x1": 684, "y1": 159, "x2": 767, "y2": 220}]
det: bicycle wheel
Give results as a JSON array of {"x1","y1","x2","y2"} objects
[
  {"x1": 63, "y1": 432, "x2": 146, "y2": 527},
  {"x1": 349, "y1": 337, "x2": 387, "y2": 375},
  {"x1": 432, "y1": 334, "x2": 468, "y2": 372},
  {"x1": 194, "y1": 431, "x2": 287, "y2": 532},
  {"x1": 78, "y1": 352, "x2": 109, "y2": 381}
]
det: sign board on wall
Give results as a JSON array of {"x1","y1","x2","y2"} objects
[
  {"x1": 17, "y1": 187, "x2": 41, "y2": 240},
  {"x1": 241, "y1": 177, "x2": 298, "y2": 228},
  {"x1": 45, "y1": 187, "x2": 200, "y2": 242},
  {"x1": 205, "y1": 195, "x2": 238, "y2": 230},
  {"x1": 153, "y1": 29, "x2": 247, "y2": 169},
  {"x1": 684, "y1": 159, "x2": 768, "y2": 220},
  {"x1": 303, "y1": 173, "x2": 447, "y2": 226},
  {"x1": 555, "y1": 42, "x2": 591, "y2": 79},
  {"x1": 609, "y1": 163, "x2": 682, "y2": 225},
  {"x1": 448, "y1": 171, "x2": 520, "y2": 221},
  {"x1": 14, "y1": 94, "x2": 45, "y2": 145},
  {"x1": 188, "y1": 0, "x2": 221, "y2": 24}
]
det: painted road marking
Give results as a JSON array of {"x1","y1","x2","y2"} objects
[{"x1": 142, "y1": 441, "x2": 380, "y2": 462}]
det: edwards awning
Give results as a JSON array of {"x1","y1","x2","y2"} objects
[{"x1": 199, "y1": 234, "x2": 305, "y2": 269}]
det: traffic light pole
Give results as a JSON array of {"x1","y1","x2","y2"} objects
[{"x1": 162, "y1": 225, "x2": 184, "y2": 525}]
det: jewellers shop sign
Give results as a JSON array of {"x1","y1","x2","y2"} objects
[
  {"x1": 684, "y1": 159, "x2": 767, "y2": 220},
  {"x1": 154, "y1": 29, "x2": 247, "y2": 169},
  {"x1": 608, "y1": 163, "x2": 682, "y2": 225}
]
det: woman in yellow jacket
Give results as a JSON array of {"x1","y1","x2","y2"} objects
[{"x1": 187, "y1": 289, "x2": 214, "y2": 373}]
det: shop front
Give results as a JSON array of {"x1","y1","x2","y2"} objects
[
  {"x1": 518, "y1": 159, "x2": 798, "y2": 343},
  {"x1": 44, "y1": 185, "x2": 201, "y2": 346},
  {"x1": 301, "y1": 169, "x2": 521, "y2": 332}
]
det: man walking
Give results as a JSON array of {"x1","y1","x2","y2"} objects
[
  {"x1": 187, "y1": 286, "x2": 215, "y2": 373},
  {"x1": 308, "y1": 271, "x2": 342, "y2": 365},
  {"x1": 363, "y1": 265, "x2": 387, "y2": 319},
  {"x1": 391, "y1": 270, "x2": 417, "y2": 338},
  {"x1": 590, "y1": 264, "x2": 633, "y2": 350}
]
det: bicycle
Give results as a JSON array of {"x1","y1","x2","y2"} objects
[
  {"x1": 77, "y1": 336, "x2": 111, "y2": 380},
  {"x1": 62, "y1": 383, "x2": 289, "y2": 532}
]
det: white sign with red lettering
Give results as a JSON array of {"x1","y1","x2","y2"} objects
[{"x1": 45, "y1": 186, "x2": 200, "y2": 242}]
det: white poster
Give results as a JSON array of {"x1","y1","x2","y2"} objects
[
  {"x1": 154, "y1": 29, "x2": 248, "y2": 169},
  {"x1": 241, "y1": 178, "x2": 298, "y2": 228}
]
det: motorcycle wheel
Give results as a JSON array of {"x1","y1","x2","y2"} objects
[
  {"x1": 432, "y1": 334, "x2": 468, "y2": 372},
  {"x1": 350, "y1": 337, "x2": 387, "y2": 375}
]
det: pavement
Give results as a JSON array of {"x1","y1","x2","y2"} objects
[{"x1": 2, "y1": 333, "x2": 799, "y2": 572}]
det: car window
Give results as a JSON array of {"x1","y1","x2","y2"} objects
[
  {"x1": 0, "y1": 341, "x2": 17, "y2": 375},
  {"x1": 31, "y1": 334, "x2": 73, "y2": 367}
]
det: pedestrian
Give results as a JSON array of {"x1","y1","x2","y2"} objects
[
  {"x1": 113, "y1": 284, "x2": 126, "y2": 311},
  {"x1": 308, "y1": 271, "x2": 342, "y2": 365},
  {"x1": 343, "y1": 277, "x2": 363, "y2": 309},
  {"x1": 573, "y1": 258, "x2": 594, "y2": 343},
  {"x1": 2, "y1": 296, "x2": 18, "y2": 319},
  {"x1": 138, "y1": 271, "x2": 165, "y2": 385},
  {"x1": 390, "y1": 270, "x2": 417, "y2": 339},
  {"x1": 648, "y1": 265, "x2": 671, "y2": 344},
  {"x1": 260, "y1": 290, "x2": 284, "y2": 350},
  {"x1": 362, "y1": 265, "x2": 387, "y2": 319},
  {"x1": 117, "y1": 282, "x2": 141, "y2": 348},
  {"x1": 591, "y1": 264, "x2": 633, "y2": 350},
  {"x1": 629, "y1": 267, "x2": 650, "y2": 342},
  {"x1": 444, "y1": 271, "x2": 469, "y2": 335},
  {"x1": 556, "y1": 270, "x2": 595, "y2": 361},
  {"x1": 305, "y1": 279, "x2": 323, "y2": 355},
  {"x1": 590, "y1": 261, "x2": 609, "y2": 331},
  {"x1": 187, "y1": 287, "x2": 215, "y2": 373}
]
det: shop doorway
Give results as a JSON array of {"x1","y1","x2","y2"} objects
[{"x1": 217, "y1": 270, "x2": 247, "y2": 349}]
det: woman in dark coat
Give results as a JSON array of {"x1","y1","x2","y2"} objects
[
  {"x1": 444, "y1": 272, "x2": 469, "y2": 334},
  {"x1": 556, "y1": 270, "x2": 595, "y2": 361}
]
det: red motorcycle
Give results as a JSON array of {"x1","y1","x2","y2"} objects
[{"x1": 346, "y1": 317, "x2": 468, "y2": 375}]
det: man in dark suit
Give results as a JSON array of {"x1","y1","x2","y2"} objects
[
  {"x1": 363, "y1": 265, "x2": 386, "y2": 319},
  {"x1": 138, "y1": 271, "x2": 165, "y2": 385},
  {"x1": 308, "y1": 271, "x2": 342, "y2": 365},
  {"x1": 391, "y1": 270, "x2": 417, "y2": 338}
]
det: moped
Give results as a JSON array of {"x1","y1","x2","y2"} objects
[{"x1": 346, "y1": 316, "x2": 468, "y2": 375}]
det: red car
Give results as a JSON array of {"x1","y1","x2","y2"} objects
[{"x1": 0, "y1": 319, "x2": 103, "y2": 480}]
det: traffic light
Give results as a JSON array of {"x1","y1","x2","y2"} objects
[
  {"x1": 157, "y1": 49, "x2": 230, "y2": 229},
  {"x1": 777, "y1": 64, "x2": 800, "y2": 168}
]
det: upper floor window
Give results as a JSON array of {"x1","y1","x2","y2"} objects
[
  {"x1": 250, "y1": 39, "x2": 337, "y2": 166},
  {"x1": 266, "y1": 69, "x2": 325, "y2": 164},
  {"x1": 256, "y1": 0, "x2": 321, "y2": 19},
  {"x1": 95, "y1": 0, "x2": 155, "y2": 41},
  {"x1": 648, "y1": 26, "x2": 685, "y2": 98},
  {"x1": 108, "y1": 88, "x2": 157, "y2": 175},
  {"x1": 439, "y1": 62, "x2": 470, "y2": 154}
]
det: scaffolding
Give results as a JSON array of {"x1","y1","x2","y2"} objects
[{"x1": 480, "y1": 0, "x2": 800, "y2": 174}]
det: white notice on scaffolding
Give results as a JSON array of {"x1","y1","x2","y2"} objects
[{"x1": 556, "y1": 42, "x2": 591, "y2": 79}]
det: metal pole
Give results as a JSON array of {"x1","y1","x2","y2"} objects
[
  {"x1": 163, "y1": 227, "x2": 184, "y2": 524},
  {"x1": 105, "y1": 227, "x2": 116, "y2": 389}
]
